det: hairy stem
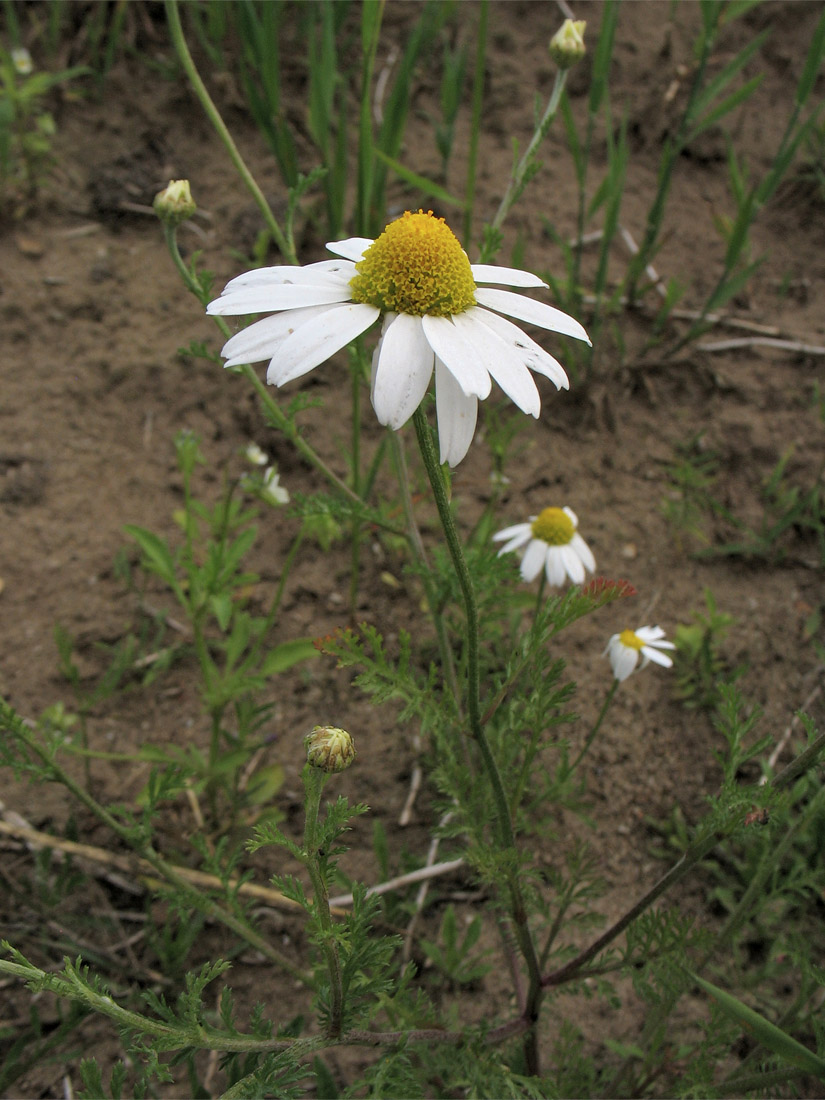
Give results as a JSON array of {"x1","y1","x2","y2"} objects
[
  {"x1": 303, "y1": 767, "x2": 345, "y2": 1037},
  {"x1": 411, "y1": 406, "x2": 543, "y2": 1072}
]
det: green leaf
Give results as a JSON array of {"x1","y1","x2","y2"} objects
[
  {"x1": 246, "y1": 764, "x2": 285, "y2": 806},
  {"x1": 691, "y1": 972, "x2": 825, "y2": 1077},
  {"x1": 210, "y1": 592, "x2": 234, "y2": 632},
  {"x1": 259, "y1": 638, "x2": 319, "y2": 676},
  {"x1": 124, "y1": 525, "x2": 180, "y2": 591},
  {"x1": 372, "y1": 149, "x2": 466, "y2": 210}
]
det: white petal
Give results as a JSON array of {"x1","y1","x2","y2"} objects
[
  {"x1": 474, "y1": 287, "x2": 591, "y2": 345},
  {"x1": 208, "y1": 282, "x2": 353, "y2": 316},
  {"x1": 520, "y1": 539, "x2": 547, "y2": 582},
  {"x1": 422, "y1": 315, "x2": 491, "y2": 399},
  {"x1": 470, "y1": 264, "x2": 548, "y2": 288},
  {"x1": 612, "y1": 648, "x2": 639, "y2": 681},
  {"x1": 471, "y1": 309, "x2": 570, "y2": 390},
  {"x1": 636, "y1": 625, "x2": 669, "y2": 644},
  {"x1": 497, "y1": 532, "x2": 533, "y2": 556},
  {"x1": 570, "y1": 533, "x2": 596, "y2": 573},
  {"x1": 326, "y1": 236, "x2": 374, "y2": 262},
  {"x1": 453, "y1": 311, "x2": 540, "y2": 417},
  {"x1": 267, "y1": 303, "x2": 379, "y2": 385},
  {"x1": 642, "y1": 645, "x2": 674, "y2": 668},
  {"x1": 544, "y1": 546, "x2": 568, "y2": 587},
  {"x1": 560, "y1": 544, "x2": 586, "y2": 584},
  {"x1": 492, "y1": 522, "x2": 532, "y2": 544},
  {"x1": 371, "y1": 314, "x2": 434, "y2": 429},
  {"x1": 435, "y1": 357, "x2": 478, "y2": 466},
  {"x1": 222, "y1": 259, "x2": 356, "y2": 291},
  {"x1": 222, "y1": 305, "x2": 335, "y2": 367}
]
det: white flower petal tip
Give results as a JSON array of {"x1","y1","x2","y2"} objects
[
  {"x1": 493, "y1": 506, "x2": 595, "y2": 588},
  {"x1": 207, "y1": 210, "x2": 590, "y2": 466},
  {"x1": 605, "y1": 625, "x2": 675, "y2": 682}
]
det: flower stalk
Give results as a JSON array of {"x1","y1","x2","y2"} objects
[
  {"x1": 303, "y1": 764, "x2": 345, "y2": 1037},
  {"x1": 565, "y1": 678, "x2": 619, "y2": 778},
  {"x1": 411, "y1": 405, "x2": 543, "y2": 1072},
  {"x1": 164, "y1": 0, "x2": 295, "y2": 263}
]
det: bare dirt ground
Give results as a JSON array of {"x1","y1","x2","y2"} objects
[{"x1": 1, "y1": 1, "x2": 824, "y2": 1096}]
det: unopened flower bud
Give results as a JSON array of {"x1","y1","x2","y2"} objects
[
  {"x1": 549, "y1": 19, "x2": 586, "y2": 69},
  {"x1": 153, "y1": 179, "x2": 196, "y2": 226},
  {"x1": 305, "y1": 725, "x2": 355, "y2": 773}
]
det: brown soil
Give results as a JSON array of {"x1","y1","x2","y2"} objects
[{"x1": 1, "y1": 2, "x2": 824, "y2": 1097}]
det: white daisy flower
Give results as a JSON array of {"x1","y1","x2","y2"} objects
[
  {"x1": 244, "y1": 442, "x2": 268, "y2": 466},
  {"x1": 207, "y1": 210, "x2": 590, "y2": 467},
  {"x1": 493, "y1": 506, "x2": 595, "y2": 586},
  {"x1": 260, "y1": 466, "x2": 289, "y2": 506},
  {"x1": 11, "y1": 47, "x2": 33, "y2": 76},
  {"x1": 604, "y1": 626, "x2": 675, "y2": 682}
]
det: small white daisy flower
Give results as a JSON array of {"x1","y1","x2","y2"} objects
[
  {"x1": 604, "y1": 626, "x2": 675, "y2": 682},
  {"x1": 207, "y1": 210, "x2": 590, "y2": 467},
  {"x1": 11, "y1": 47, "x2": 33, "y2": 76},
  {"x1": 261, "y1": 466, "x2": 289, "y2": 506},
  {"x1": 493, "y1": 506, "x2": 595, "y2": 586},
  {"x1": 244, "y1": 442, "x2": 269, "y2": 466}
]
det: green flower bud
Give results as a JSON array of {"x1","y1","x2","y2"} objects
[
  {"x1": 153, "y1": 179, "x2": 196, "y2": 227},
  {"x1": 305, "y1": 725, "x2": 356, "y2": 773},
  {"x1": 549, "y1": 19, "x2": 586, "y2": 70}
]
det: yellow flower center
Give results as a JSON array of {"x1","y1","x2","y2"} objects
[
  {"x1": 530, "y1": 507, "x2": 575, "y2": 546},
  {"x1": 619, "y1": 628, "x2": 645, "y2": 651},
  {"x1": 349, "y1": 210, "x2": 477, "y2": 317}
]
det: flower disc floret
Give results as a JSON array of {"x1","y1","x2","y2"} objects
[
  {"x1": 349, "y1": 210, "x2": 477, "y2": 317},
  {"x1": 531, "y1": 506, "x2": 575, "y2": 546}
]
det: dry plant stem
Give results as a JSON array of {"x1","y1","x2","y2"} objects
[
  {"x1": 412, "y1": 405, "x2": 543, "y2": 1073},
  {"x1": 698, "y1": 336, "x2": 825, "y2": 355},
  {"x1": 0, "y1": 818, "x2": 350, "y2": 915},
  {"x1": 2, "y1": 707, "x2": 309, "y2": 982},
  {"x1": 543, "y1": 729, "x2": 825, "y2": 990},
  {"x1": 763, "y1": 671, "x2": 823, "y2": 777},
  {"x1": 164, "y1": 0, "x2": 294, "y2": 263},
  {"x1": 303, "y1": 766, "x2": 344, "y2": 1038},
  {"x1": 330, "y1": 855, "x2": 465, "y2": 910},
  {"x1": 402, "y1": 810, "x2": 456, "y2": 960}
]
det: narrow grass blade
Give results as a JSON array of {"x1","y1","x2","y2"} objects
[
  {"x1": 691, "y1": 972, "x2": 825, "y2": 1078},
  {"x1": 373, "y1": 150, "x2": 465, "y2": 211}
]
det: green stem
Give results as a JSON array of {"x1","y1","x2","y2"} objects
[
  {"x1": 349, "y1": 358, "x2": 363, "y2": 622},
  {"x1": 491, "y1": 68, "x2": 568, "y2": 233},
  {"x1": 389, "y1": 430, "x2": 461, "y2": 710},
  {"x1": 303, "y1": 766, "x2": 345, "y2": 1038},
  {"x1": 565, "y1": 678, "x2": 619, "y2": 778},
  {"x1": 411, "y1": 406, "x2": 543, "y2": 1072},
  {"x1": 164, "y1": 0, "x2": 294, "y2": 263},
  {"x1": 243, "y1": 527, "x2": 305, "y2": 674}
]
